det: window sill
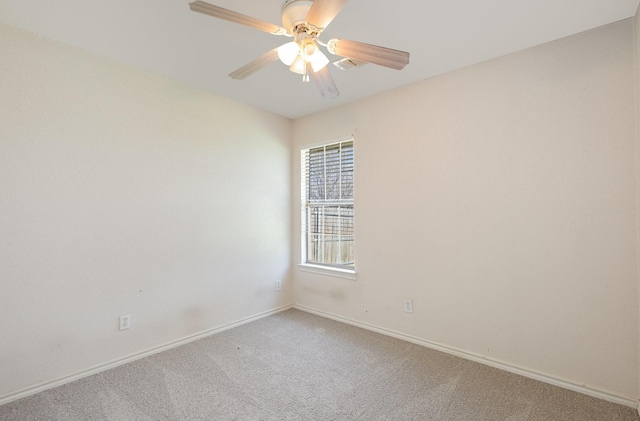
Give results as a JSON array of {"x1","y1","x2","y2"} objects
[{"x1": 298, "y1": 264, "x2": 356, "y2": 280}]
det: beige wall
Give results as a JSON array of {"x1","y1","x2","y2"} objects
[
  {"x1": 0, "y1": 24, "x2": 292, "y2": 398},
  {"x1": 635, "y1": 4, "x2": 640, "y2": 406},
  {"x1": 293, "y1": 20, "x2": 639, "y2": 400}
]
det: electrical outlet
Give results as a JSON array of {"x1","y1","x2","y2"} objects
[
  {"x1": 404, "y1": 300, "x2": 413, "y2": 313},
  {"x1": 119, "y1": 314, "x2": 131, "y2": 331},
  {"x1": 275, "y1": 280, "x2": 282, "y2": 291}
]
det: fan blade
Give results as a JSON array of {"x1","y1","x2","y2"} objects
[
  {"x1": 229, "y1": 49, "x2": 279, "y2": 80},
  {"x1": 189, "y1": 1, "x2": 286, "y2": 35},
  {"x1": 305, "y1": 0, "x2": 348, "y2": 30},
  {"x1": 328, "y1": 39, "x2": 410, "y2": 70},
  {"x1": 310, "y1": 66, "x2": 339, "y2": 100}
]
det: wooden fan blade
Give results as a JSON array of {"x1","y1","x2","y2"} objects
[
  {"x1": 305, "y1": 0, "x2": 348, "y2": 30},
  {"x1": 329, "y1": 39, "x2": 410, "y2": 70},
  {"x1": 229, "y1": 49, "x2": 279, "y2": 80},
  {"x1": 310, "y1": 66, "x2": 340, "y2": 100},
  {"x1": 189, "y1": 1, "x2": 286, "y2": 35}
]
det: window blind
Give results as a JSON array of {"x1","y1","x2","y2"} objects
[{"x1": 302, "y1": 140, "x2": 354, "y2": 268}]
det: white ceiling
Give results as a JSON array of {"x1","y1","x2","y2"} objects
[{"x1": 0, "y1": 0, "x2": 638, "y2": 119}]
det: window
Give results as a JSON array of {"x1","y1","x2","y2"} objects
[{"x1": 301, "y1": 139, "x2": 354, "y2": 271}]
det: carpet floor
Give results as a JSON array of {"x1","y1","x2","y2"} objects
[{"x1": 0, "y1": 309, "x2": 638, "y2": 420}]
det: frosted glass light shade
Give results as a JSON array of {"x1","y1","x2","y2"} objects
[
  {"x1": 289, "y1": 55, "x2": 306, "y2": 75},
  {"x1": 309, "y1": 51, "x2": 329, "y2": 72},
  {"x1": 277, "y1": 42, "x2": 300, "y2": 65}
]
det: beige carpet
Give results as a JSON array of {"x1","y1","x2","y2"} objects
[{"x1": 0, "y1": 309, "x2": 638, "y2": 420}]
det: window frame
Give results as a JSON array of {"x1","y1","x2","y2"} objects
[{"x1": 299, "y1": 137, "x2": 356, "y2": 278}]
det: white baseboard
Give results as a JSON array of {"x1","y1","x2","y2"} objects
[
  {"x1": 294, "y1": 304, "x2": 638, "y2": 409},
  {"x1": 0, "y1": 304, "x2": 293, "y2": 406}
]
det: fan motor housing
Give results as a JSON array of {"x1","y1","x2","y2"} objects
[{"x1": 282, "y1": 0, "x2": 313, "y2": 35}]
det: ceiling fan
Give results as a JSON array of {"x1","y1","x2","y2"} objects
[{"x1": 189, "y1": 0, "x2": 410, "y2": 99}]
